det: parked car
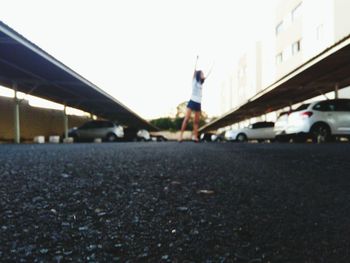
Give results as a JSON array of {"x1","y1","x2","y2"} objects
[
  {"x1": 213, "y1": 131, "x2": 226, "y2": 142},
  {"x1": 285, "y1": 99, "x2": 350, "y2": 143},
  {"x1": 274, "y1": 111, "x2": 291, "y2": 142},
  {"x1": 224, "y1": 121, "x2": 275, "y2": 142},
  {"x1": 200, "y1": 132, "x2": 225, "y2": 142},
  {"x1": 122, "y1": 127, "x2": 151, "y2": 141},
  {"x1": 151, "y1": 135, "x2": 168, "y2": 142},
  {"x1": 200, "y1": 132, "x2": 216, "y2": 142},
  {"x1": 68, "y1": 120, "x2": 124, "y2": 142},
  {"x1": 137, "y1": 129, "x2": 151, "y2": 141}
]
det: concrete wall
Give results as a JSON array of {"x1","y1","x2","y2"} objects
[
  {"x1": 234, "y1": 42, "x2": 262, "y2": 108},
  {"x1": 302, "y1": 0, "x2": 334, "y2": 60},
  {"x1": 0, "y1": 96, "x2": 90, "y2": 142},
  {"x1": 219, "y1": 42, "x2": 263, "y2": 118}
]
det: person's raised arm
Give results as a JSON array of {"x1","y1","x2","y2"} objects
[{"x1": 193, "y1": 55, "x2": 199, "y2": 78}]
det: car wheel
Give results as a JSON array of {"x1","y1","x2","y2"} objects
[
  {"x1": 69, "y1": 134, "x2": 78, "y2": 143},
  {"x1": 236, "y1": 133, "x2": 247, "y2": 142},
  {"x1": 106, "y1": 133, "x2": 117, "y2": 142},
  {"x1": 311, "y1": 124, "x2": 330, "y2": 143}
]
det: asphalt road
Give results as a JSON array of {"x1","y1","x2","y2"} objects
[{"x1": 1, "y1": 142, "x2": 350, "y2": 262}]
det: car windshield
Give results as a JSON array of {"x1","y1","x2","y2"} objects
[{"x1": 294, "y1": 103, "x2": 310, "y2": 111}]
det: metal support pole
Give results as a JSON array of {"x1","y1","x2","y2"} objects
[
  {"x1": 335, "y1": 83, "x2": 339, "y2": 99},
  {"x1": 13, "y1": 85, "x2": 20, "y2": 144},
  {"x1": 64, "y1": 105, "x2": 68, "y2": 139},
  {"x1": 90, "y1": 113, "x2": 94, "y2": 120}
]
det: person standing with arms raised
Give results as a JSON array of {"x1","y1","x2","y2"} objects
[{"x1": 179, "y1": 56, "x2": 212, "y2": 142}]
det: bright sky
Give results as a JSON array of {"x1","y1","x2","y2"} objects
[{"x1": 0, "y1": 0, "x2": 276, "y2": 120}]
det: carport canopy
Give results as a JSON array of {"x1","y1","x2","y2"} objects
[
  {"x1": 0, "y1": 21, "x2": 158, "y2": 131},
  {"x1": 200, "y1": 34, "x2": 350, "y2": 133}
]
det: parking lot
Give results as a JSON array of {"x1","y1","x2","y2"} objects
[{"x1": 1, "y1": 142, "x2": 350, "y2": 262}]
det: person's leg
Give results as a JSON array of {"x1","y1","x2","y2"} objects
[
  {"x1": 179, "y1": 108, "x2": 192, "y2": 141},
  {"x1": 193, "y1": 111, "x2": 200, "y2": 141}
]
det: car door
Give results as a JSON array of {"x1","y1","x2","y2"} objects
[
  {"x1": 81, "y1": 121, "x2": 105, "y2": 139},
  {"x1": 313, "y1": 101, "x2": 337, "y2": 133},
  {"x1": 255, "y1": 122, "x2": 275, "y2": 140},
  {"x1": 260, "y1": 122, "x2": 275, "y2": 139},
  {"x1": 334, "y1": 100, "x2": 350, "y2": 135},
  {"x1": 95, "y1": 121, "x2": 113, "y2": 138},
  {"x1": 76, "y1": 122, "x2": 94, "y2": 139},
  {"x1": 248, "y1": 123, "x2": 260, "y2": 139},
  {"x1": 89, "y1": 121, "x2": 111, "y2": 139}
]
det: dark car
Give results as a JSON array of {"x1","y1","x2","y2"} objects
[{"x1": 67, "y1": 120, "x2": 124, "y2": 142}]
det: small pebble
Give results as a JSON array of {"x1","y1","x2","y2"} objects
[
  {"x1": 61, "y1": 173, "x2": 70, "y2": 178},
  {"x1": 79, "y1": 226, "x2": 88, "y2": 231},
  {"x1": 50, "y1": 209, "x2": 57, "y2": 214},
  {"x1": 161, "y1": 255, "x2": 169, "y2": 260},
  {"x1": 40, "y1": 248, "x2": 48, "y2": 254}
]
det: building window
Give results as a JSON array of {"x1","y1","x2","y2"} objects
[
  {"x1": 292, "y1": 40, "x2": 301, "y2": 55},
  {"x1": 275, "y1": 21, "x2": 283, "y2": 36},
  {"x1": 291, "y1": 2, "x2": 302, "y2": 22},
  {"x1": 276, "y1": 52, "x2": 283, "y2": 64}
]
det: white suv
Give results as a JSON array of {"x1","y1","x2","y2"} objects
[
  {"x1": 286, "y1": 99, "x2": 350, "y2": 142},
  {"x1": 274, "y1": 112, "x2": 290, "y2": 142}
]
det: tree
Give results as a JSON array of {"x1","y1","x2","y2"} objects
[
  {"x1": 176, "y1": 101, "x2": 208, "y2": 120},
  {"x1": 150, "y1": 102, "x2": 209, "y2": 131},
  {"x1": 150, "y1": 117, "x2": 175, "y2": 130},
  {"x1": 176, "y1": 101, "x2": 188, "y2": 118}
]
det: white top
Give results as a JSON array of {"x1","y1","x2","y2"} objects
[{"x1": 190, "y1": 78, "x2": 202, "y2": 103}]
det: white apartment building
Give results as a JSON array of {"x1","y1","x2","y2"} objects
[
  {"x1": 220, "y1": 0, "x2": 350, "y2": 128},
  {"x1": 275, "y1": 0, "x2": 350, "y2": 79},
  {"x1": 275, "y1": 0, "x2": 350, "y2": 110}
]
